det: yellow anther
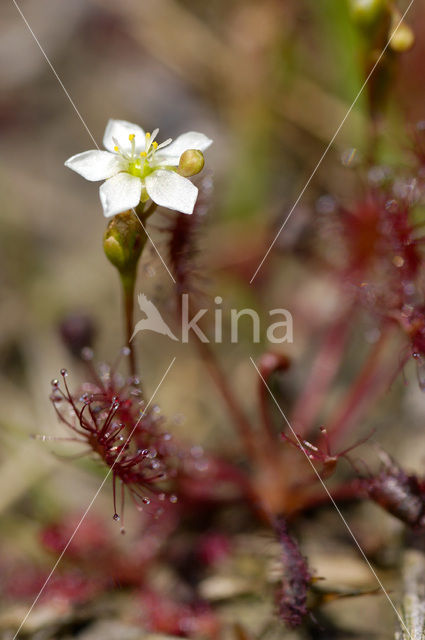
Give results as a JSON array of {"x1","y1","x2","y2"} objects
[
  {"x1": 114, "y1": 145, "x2": 119, "y2": 152},
  {"x1": 152, "y1": 141, "x2": 158, "y2": 149},
  {"x1": 140, "y1": 151, "x2": 147, "y2": 157},
  {"x1": 145, "y1": 132, "x2": 151, "y2": 139},
  {"x1": 129, "y1": 133, "x2": 135, "y2": 142}
]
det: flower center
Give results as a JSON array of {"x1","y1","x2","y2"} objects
[{"x1": 113, "y1": 130, "x2": 171, "y2": 179}]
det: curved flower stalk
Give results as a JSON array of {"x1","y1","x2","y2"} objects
[{"x1": 65, "y1": 119, "x2": 212, "y2": 217}]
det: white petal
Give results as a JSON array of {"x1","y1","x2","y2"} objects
[
  {"x1": 145, "y1": 170, "x2": 198, "y2": 215},
  {"x1": 103, "y1": 119, "x2": 146, "y2": 153},
  {"x1": 99, "y1": 173, "x2": 142, "y2": 217},
  {"x1": 65, "y1": 150, "x2": 126, "y2": 181},
  {"x1": 65, "y1": 150, "x2": 126, "y2": 182},
  {"x1": 155, "y1": 131, "x2": 213, "y2": 166}
]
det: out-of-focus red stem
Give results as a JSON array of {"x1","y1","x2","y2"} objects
[
  {"x1": 194, "y1": 339, "x2": 258, "y2": 462},
  {"x1": 174, "y1": 289, "x2": 259, "y2": 463},
  {"x1": 258, "y1": 383, "x2": 275, "y2": 446},
  {"x1": 290, "y1": 302, "x2": 354, "y2": 438},
  {"x1": 257, "y1": 352, "x2": 291, "y2": 448},
  {"x1": 297, "y1": 479, "x2": 365, "y2": 515},
  {"x1": 325, "y1": 324, "x2": 394, "y2": 447}
]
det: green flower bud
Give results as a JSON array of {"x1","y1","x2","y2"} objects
[
  {"x1": 103, "y1": 210, "x2": 146, "y2": 274},
  {"x1": 349, "y1": 0, "x2": 387, "y2": 28},
  {"x1": 389, "y1": 21, "x2": 414, "y2": 53},
  {"x1": 178, "y1": 149, "x2": 205, "y2": 178}
]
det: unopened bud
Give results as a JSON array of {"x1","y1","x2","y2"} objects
[
  {"x1": 389, "y1": 20, "x2": 414, "y2": 53},
  {"x1": 178, "y1": 149, "x2": 205, "y2": 177},
  {"x1": 103, "y1": 210, "x2": 146, "y2": 274},
  {"x1": 349, "y1": 0, "x2": 387, "y2": 28}
]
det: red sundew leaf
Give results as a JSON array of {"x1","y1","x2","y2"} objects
[
  {"x1": 196, "y1": 532, "x2": 231, "y2": 567},
  {"x1": 138, "y1": 590, "x2": 220, "y2": 638},
  {"x1": 0, "y1": 561, "x2": 103, "y2": 607},
  {"x1": 41, "y1": 572, "x2": 104, "y2": 606},
  {"x1": 49, "y1": 360, "x2": 177, "y2": 520},
  {"x1": 40, "y1": 514, "x2": 109, "y2": 559},
  {"x1": 366, "y1": 452, "x2": 425, "y2": 528}
]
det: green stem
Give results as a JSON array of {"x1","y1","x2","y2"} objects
[
  {"x1": 118, "y1": 203, "x2": 157, "y2": 378},
  {"x1": 134, "y1": 201, "x2": 157, "y2": 224},
  {"x1": 120, "y1": 267, "x2": 138, "y2": 378},
  {"x1": 103, "y1": 204, "x2": 158, "y2": 379}
]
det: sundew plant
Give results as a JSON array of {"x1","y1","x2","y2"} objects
[{"x1": 2, "y1": 1, "x2": 425, "y2": 639}]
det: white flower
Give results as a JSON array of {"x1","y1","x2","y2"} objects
[{"x1": 65, "y1": 119, "x2": 212, "y2": 217}]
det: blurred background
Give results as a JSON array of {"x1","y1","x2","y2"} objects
[{"x1": 1, "y1": 0, "x2": 425, "y2": 638}]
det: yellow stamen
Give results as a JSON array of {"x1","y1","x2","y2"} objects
[
  {"x1": 129, "y1": 133, "x2": 135, "y2": 142},
  {"x1": 145, "y1": 132, "x2": 151, "y2": 139},
  {"x1": 152, "y1": 141, "x2": 158, "y2": 149},
  {"x1": 140, "y1": 151, "x2": 147, "y2": 157},
  {"x1": 114, "y1": 145, "x2": 119, "y2": 152}
]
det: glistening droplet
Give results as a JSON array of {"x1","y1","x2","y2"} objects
[
  {"x1": 385, "y1": 199, "x2": 398, "y2": 214},
  {"x1": 81, "y1": 347, "x2": 93, "y2": 361},
  {"x1": 341, "y1": 147, "x2": 358, "y2": 167},
  {"x1": 414, "y1": 354, "x2": 425, "y2": 392}
]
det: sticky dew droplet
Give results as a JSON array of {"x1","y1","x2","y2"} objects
[{"x1": 81, "y1": 347, "x2": 93, "y2": 361}]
